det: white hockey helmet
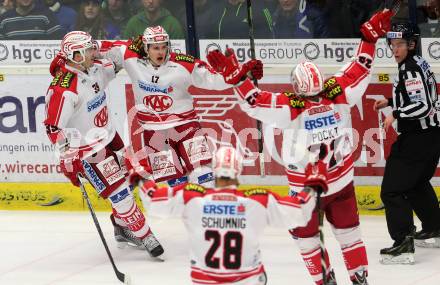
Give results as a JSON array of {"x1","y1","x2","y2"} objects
[
  {"x1": 61, "y1": 31, "x2": 96, "y2": 64},
  {"x1": 143, "y1": 25, "x2": 170, "y2": 46},
  {"x1": 213, "y1": 146, "x2": 243, "y2": 180},
  {"x1": 291, "y1": 61, "x2": 324, "y2": 96}
]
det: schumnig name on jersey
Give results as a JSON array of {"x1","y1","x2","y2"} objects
[{"x1": 202, "y1": 217, "x2": 247, "y2": 229}]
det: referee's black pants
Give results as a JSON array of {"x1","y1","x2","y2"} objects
[{"x1": 381, "y1": 128, "x2": 440, "y2": 244}]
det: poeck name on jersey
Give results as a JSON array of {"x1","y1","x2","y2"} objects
[{"x1": 87, "y1": 93, "x2": 107, "y2": 112}]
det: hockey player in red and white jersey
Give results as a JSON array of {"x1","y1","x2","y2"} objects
[
  {"x1": 207, "y1": 9, "x2": 394, "y2": 285},
  {"x1": 43, "y1": 31, "x2": 164, "y2": 259},
  {"x1": 139, "y1": 146, "x2": 324, "y2": 285},
  {"x1": 97, "y1": 26, "x2": 239, "y2": 188}
]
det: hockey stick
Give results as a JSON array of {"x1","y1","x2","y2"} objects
[
  {"x1": 77, "y1": 174, "x2": 131, "y2": 284},
  {"x1": 245, "y1": 0, "x2": 265, "y2": 177},
  {"x1": 317, "y1": 191, "x2": 327, "y2": 285},
  {"x1": 377, "y1": 111, "x2": 385, "y2": 161}
]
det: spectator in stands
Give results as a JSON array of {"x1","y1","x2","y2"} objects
[
  {"x1": 193, "y1": 0, "x2": 221, "y2": 39},
  {"x1": 124, "y1": 0, "x2": 184, "y2": 39},
  {"x1": 273, "y1": 0, "x2": 313, "y2": 38},
  {"x1": 102, "y1": 0, "x2": 131, "y2": 33},
  {"x1": 0, "y1": 0, "x2": 63, "y2": 40},
  {"x1": 419, "y1": 0, "x2": 440, "y2": 37},
  {"x1": 76, "y1": 0, "x2": 120, "y2": 40},
  {"x1": 0, "y1": 0, "x2": 14, "y2": 16},
  {"x1": 44, "y1": 0, "x2": 77, "y2": 33},
  {"x1": 216, "y1": 0, "x2": 273, "y2": 39}
]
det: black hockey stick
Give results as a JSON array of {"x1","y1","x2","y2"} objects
[
  {"x1": 77, "y1": 174, "x2": 131, "y2": 284},
  {"x1": 245, "y1": 0, "x2": 265, "y2": 177}
]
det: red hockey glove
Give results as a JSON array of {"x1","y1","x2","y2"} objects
[
  {"x1": 360, "y1": 9, "x2": 394, "y2": 43},
  {"x1": 139, "y1": 179, "x2": 157, "y2": 198},
  {"x1": 207, "y1": 48, "x2": 261, "y2": 85},
  {"x1": 125, "y1": 156, "x2": 152, "y2": 185},
  {"x1": 304, "y1": 161, "x2": 328, "y2": 194},
  {"x1": 60, "y1": 151, "x2": 83, "y2": 187},
  {"x1": 50, "y1": 52, "x2": 67, "y2": 77},
  {"x1": 248, "y1": 59, "x2": 263, "y2": 80}
]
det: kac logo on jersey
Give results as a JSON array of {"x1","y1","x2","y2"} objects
[
  {"x1": 143, "y1": 95, "x2": 173, "y2": 112},
  {"x1": 87, "y1": 93, "x2": 106, "y2": 112},
  {"x1": 203, "y1": 203, "x2": 246, "y2": 216},
  {"x1": 304, "y1": 112, "x2": 340, "y2": 130},
  {"x1": 94, "y1": 106, "x2": 108, "y2": 127}
]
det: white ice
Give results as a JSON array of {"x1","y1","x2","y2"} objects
[{"x1": 0, "y1": 212, "x2": 439, "y2": 285}]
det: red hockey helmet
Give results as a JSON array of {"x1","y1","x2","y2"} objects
[
  {"x1": 291, "y1": 61, "x2": 324, "y2": 96},
  {"x1": 213, "y1": 146, "x2": 242, "y2": 180}
]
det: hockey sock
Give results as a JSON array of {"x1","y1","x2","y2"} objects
[{"x1": 300, "y1": 246, "x2": 331, "y2": 285}]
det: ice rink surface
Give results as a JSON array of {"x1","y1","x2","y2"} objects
[{"x1": 1, "y1": 212, "x2": 439, "y2": 285}]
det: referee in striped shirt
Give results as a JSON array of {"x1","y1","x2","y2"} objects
[{"x1": 375, "y1": 22, "x2": 440, "y2": 264}]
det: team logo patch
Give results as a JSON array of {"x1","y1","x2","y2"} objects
[
  {"x1": 198, "y1": 172, "x2": 214, "y2": 185},
  {"x1": 96, "y1": 155, "x2": 124, "y2": 186},
  {"x1": 138, "y1": 81, "x2": 170, "y2": 94},
  {"x1": 143, "y1": 95, "x2": 173, "y2": 112},
  {"x1": 109, "y1": 188, "x2": 130, "y2": 203},
  {"x1": 87, "y1": 93, "x2": 106, "y2": 112},
  {"x1": 82, "y1": 161, "x2": 106, "y2": 193},
  {"x1": 174, "y1": 54, "x2": 195, "y2": 63},
  {"x1": 243, "y1": 188, "x2": 268, "y2": 197},
  {"x1": 60, "y1": 72, "x2": 75, "y2": 88},
  {"x1": 323, "y1": 77, "x2": 342, "y2": 100},
  {"x1": 149, "y1": 150, "x2": 177, "y2": 179},
  {"x1": 184, "y1": 183, "x2": 206, "y2": 193},
  {"x1": 284, "y1": 92, "x2": 305, "y2": 108},
  {"x1": 183, "y1": 136, "x2": 211, "y2": 164},
  {"x1": 94, "y1": 106, "x2": 108, "y2": 127}
]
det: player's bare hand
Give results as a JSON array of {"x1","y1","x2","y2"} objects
[
  {"x1": 374, "y1": 99, "x2": 388, "y2": 111},
  {"x1": 383, "y1": 114, "x2": 395, "y2": 132}
]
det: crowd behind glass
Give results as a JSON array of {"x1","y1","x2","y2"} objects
[{"x1": 0, "y1": 0, "x2": 438, "y2": 41}]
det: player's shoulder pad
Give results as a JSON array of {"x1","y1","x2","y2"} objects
[
  {"x1": 50, "y1": 70, "x2": 77, "y2": 90},
  {"x1": 322, "y1": 76, "x2": 343, "y2": 100},
  {"x1": 243, "y1": 188, "x2": 269, "y2": 197},
  {"x1": 283, "y1": 92, "x2": 306, "y2": 108},
  {"x1": 184, "y1": 183, "x2": 206, "y2": 194}
]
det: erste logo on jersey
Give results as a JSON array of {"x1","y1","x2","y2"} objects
[
  {"x1": 304, "y1": 110, "x2": 340, "y2": 131},
  {"x1": 94, "y1": 106, "x2": 108, "y2": 127},
  {"x1": 203, "y1": 202, "x2": 246, "y2": 216}
]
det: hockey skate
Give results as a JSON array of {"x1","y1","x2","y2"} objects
[
  {"x1": 351, "y1": 270, "x2": 368, "y2": 285},
  {"x1": 142, "y1": 230, "x2": 165, "y2": 261},
  {"x1": 414, "y1": 229, "x2": 440, "y2": 248},
  {"x1": 380, "y1": 235, "x2": 415, "y2": 265},
  {"x1": 110, "y1": 214, "x2": 144, "y2": 249}
]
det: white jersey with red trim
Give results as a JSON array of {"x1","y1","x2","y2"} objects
[
  {"x1": 44, "y1": 60, "x2": 117, "y2": 158},
  {"x1": 101, "y1": 41, "x2": 230, "y2": 130},
  {"x1": 234, "y1": 40, "x2": 376, "y2": 196},
  {"x1": 140, "y1": 183, "x2": 315, "y2": 285}
]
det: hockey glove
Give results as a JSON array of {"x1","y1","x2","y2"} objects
[
  {"x1": 125, "y1": 156, "x2": 152, "y2": 186},
  {"x1": 60, "y1": 150, "x2": 83, "y2": 187},
  {"x1": 207, "y1": 48, "x2": 261, "y2": 85},
  {"x1": 304, "y1": 161, "x2": 328, "y2": 194},
  {"x1": 360, "y1": 9, "x2": 393, "y2": 43},
  {"x1": 49, "y1": 52, "x2": 67, "y2": 77}
]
